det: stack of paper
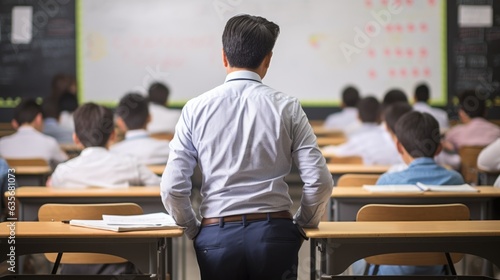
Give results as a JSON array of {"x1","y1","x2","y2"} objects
[
  {"x1": 362, "y1": 184, "x2": 479, "y2": 193},
  {"x1": 69, "y1": 212, "x2": 179, "y2": 232}
]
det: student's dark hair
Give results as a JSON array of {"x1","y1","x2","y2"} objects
[
  {"x1": 383, "y1": 89, "x2": 408, "y2": 107},
  {"x1": 59, "y1": 92, "x2": 79, "y2": 113},
  {"x1": 357, "y1": 96, "x2": 381, "y2": 123},
  {"x1": 383, "y1": 102, "x2": 413, "y2": 134},
  {"x1": 73, "y1": 103, "x2": 114, "y2": 147},
  {"x1": 414, "y1": 83, "x2": 430, "y2": 102},
  {"x1": 116, "y1": 93, "x2": 149, "y2": 130},
  {"x1": 42, "y1": 97, "x2": 60, "y2": 119},
  {"x1": 395, "y1": 111, "x2": 441, "y2": 158},
  {"x1": 342, "y1": 86, "x2": 360, "y2": 107},
  {"x1": 458, "y1": 90, "x2": 486, "y2": 118},
  {"x1": 14, "y1": 99, "x2": 42, "y2": 125},
  {"x1": 222, "y1": 14, "x2": 280, "y2": 69},
  {"x1": 148, "y1": 82, "x2": 169, "y2": 105}
]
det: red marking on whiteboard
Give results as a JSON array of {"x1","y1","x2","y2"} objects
[
  {"x1": 394, "y1": 0, "x2": 402, "y2": 7},
  {"x1": 381, "y1": 0, "x2": 388, "y2": 6},
  {"x1": 423, "y1": 68, "x2": 431, "y2": 77},
  {"x1": 386, "y1": 24, "x2": 393, "y2": 33},
  {"x1": 420, "y1": 47, "x2": 428, "y2": 58},
  {"x1": 420, "y1": 22, "x2": 428, "y2": 32},
  {"x1": 395, "y1": 48, "x2": 403, "y2": 57},
  {"x1": 369, "y1": 69, "x2": 377, "y2": 79},
  {"x1": 384, "y1": 48, "x2": 391, "y2": 57},
  {"x1": 366, "y1": 24, "x2": 376, "y2": 35},
  {"x1": 368, "y1": 48, "x2": 376, "y2": 58},
  {"x1": 365, "y1": 0, "x2": 373, "y2": 8},
  {"x1": 396, "y1": 24, "x2": 403, "y2": 33},
  {"x1": 407, "y1": 23, "x2": 415, "y2": 33},
  {"x1": 428, "y1": 0, "x2": 436, "y2": 6},
  {"x1": 389, "y1": 68, "x2": 396, "y2": 77},
  {"x1": 406, "y1": 48, "x2": 413, "y2": 58},
  {"x1": 412, "y1": 67, "x2": 420, "y2": 77},
  {"x1": 400, "y1": 68, "x2": 407, "y2": 78},
  {"x1": 406, "y1": 0, "x2": 413, "y2": 6}
]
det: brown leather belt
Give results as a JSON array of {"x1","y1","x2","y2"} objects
[{"x1": 201, "y1": 211, "x2": 292, "y2": 226}]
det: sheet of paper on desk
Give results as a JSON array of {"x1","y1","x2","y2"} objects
[
  {"x1": 69, "y1": 219, "x2": 178, "y2": 232},
  {"x1": 416, "y1": 183, "x2": 479, "y2": 192},
  {"x1": 362, "y1": 185, "x2": 423, "y2": 193},
  {"x1": 102, "y1": 212, "x2": 177, "y2": 226}
]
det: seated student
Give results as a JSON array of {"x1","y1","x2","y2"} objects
[
  {"x1": 146, "y1": 82, "x2": 181, "y2": 134},
  {"x1": 49, "y1": 102, "x2": 160, "y2": 189},
  {"x1": 382, "y1": 102, "x2": 414, "y2": 173},
  {"x1": 439, "y1": 90, "x2": 500, "y2": 169},
  {"x1": 382, "y1": 88, "x2": 409, "y2": 109},
  {"x1": 0, "y1": 99, "x2": 68, "y2": 165},
  {"x1": 323, "y1": 86, "x2": 361, "y2": 133},
  {"x1": 374, "y1": 111, "x2": 464, "y2": 275},
  {"x1": 412, "y1": 83, "x2": 449, "y2": 130},
  {"x1": 111, "y1": 93, "x2": 170, "y2": 165},
  {"x1": 322, "y1": 96, "x2": 402, "y2": 166},
  {"x1": 42, "y1": 97, "x2": 74, "y2": 144},
  {"x1": 477, "y1": 138, "x2": 500, "y2": 187}
]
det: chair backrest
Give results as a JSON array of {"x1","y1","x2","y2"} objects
[
  {"x1": 5, "y1": 158, "x2": 49, "y2": 167},
  {"x1": 337, "y1": 174, "x2": 380, "y2": 187},
  {"x1": 150, "y1": 132, "x2": 174, "y2": 141},
  {"x1": 38, "y1": 203, "x2": 143, "y2": 264},
  {"x1": 356, "y1": 203, "x2": 470, "y2": 266},
  {"x1": 458, "y1": 146, "x2": 485, "y2": 185},
  {"x1": 325, "y1": 155, "x2": 363, "y2": 164}
]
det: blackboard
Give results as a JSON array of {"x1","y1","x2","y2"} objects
[
  {"x1": 0, "y1": 0, "x2": 75, "y2": 113},
  {"x1": 447, "y1": 0, "x2": 500, "y2": 119}
]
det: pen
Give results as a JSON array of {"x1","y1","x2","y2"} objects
[{"x1": 61, "y1": 220, "x2": 70, "y2": 224}]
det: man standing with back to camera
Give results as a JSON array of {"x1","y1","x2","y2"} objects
[{"x1": 161, "y1": 14, "x2": 333, "y2": 280}]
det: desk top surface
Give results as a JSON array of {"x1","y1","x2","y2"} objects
[
  {"x1": 304, "y1": 220, "x2": 500, "y2": 238},
  {"x1": 331, "y1": 186, "x2": 500, "y2": 197},
  {"x1": 0, "y1": 221, "x2": 183, "y2": 238},
  {"x1": 148, "y1": 165, "x2": 165, "y2": 175},
  {"x1": 11, "y1": 166, "x2": 52, "y2": 175},
  {"x1": 12, "y1": 186, "x2": 161, "y2": 198},
  {"x1": 328, "y1": 164, "x2": 390, "y2": 174}
]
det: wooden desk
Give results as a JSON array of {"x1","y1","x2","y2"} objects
[
  {"x1": 312, "y1": 127, "x2": 344, "y2": 137},
  {"x1": 306, "y1": 220, "x2": 500, "y2": 279},
  {"x1": 330, "y1": 186, "x2": 500, "y2": 221},
  {"x1": 148, "y1": 165, "x2": 165, "y2": 176},
  {"x1": 10, "y1": 165, "x2": 52, "y2": 186},
  {"x1": 11, "y1": 186, "x2": 163, "y2": 221},
  {"x1": 316, "y1": 136, "x2": 346, "y2": 146},
  {"x1": 327, "y1": 164, "x2": 390, "y2": 177},
  {"x1": 0, "y1": 221, "x2": 183, "y2": 280}
]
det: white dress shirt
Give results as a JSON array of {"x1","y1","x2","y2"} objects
[
  {"x1": 322, "y1": 123, "x2": 403, "y2": 166},
  {"x1": 413, "y1": 102, "x2": 449, "y2": 130},
  {"x1": 0, "y1": 126, "x2": 68, "y2": 164},
  {"x1": 161, "y1": 70, "x2": 333, "y2": 239},
  {"x1": 50, "y1": 147, "x2": 160, "y2": 189},
  {"x1": 43, "y1": 118, "x2": 74, "y2": 144},
  {"x1": 147, "y1": 103, "x2": 182, "y2": 134},
  {"x1": 110, "y1": 129, "x2": 170, "y2": 165},
  {"x1": 477, "y1": 138, "x2": 500, "y2": 187},
  {"x1": 323, "y1": 107, "x2": 361, "y2": 134}
]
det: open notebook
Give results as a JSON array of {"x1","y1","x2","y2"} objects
[
  {"x1": 362, "y1": 183, "x2": 479, "y2": 193},
  {"x1": 69, "y1": 212, "x2": 179, "y2": 232}
]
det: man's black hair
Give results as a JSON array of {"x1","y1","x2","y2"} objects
[
  {"x1": 116, "y1": 93, "x2": 149, "y2": 130},
  {"x1": 395, "y1": 111, "x2": 441, "y2": 158}
]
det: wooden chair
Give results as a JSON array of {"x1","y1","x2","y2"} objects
[
  {"x1": 38, "y1": 203, "x2": 143, "y2": 274},
  {"x1": 336, "y1": 174, "x2": 380, "y2": 187},
  {"x1": 356, "y1": 203, "x2": 470, "y2": 275},
  {"x1": 458, "y1": 146, "x2": 485, "y2": 185}
]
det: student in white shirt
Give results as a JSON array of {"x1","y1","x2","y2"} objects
[
  {"x1": 323, "y1": 86, "x2": 361, "y2": 133},
  {"x1": 477, "y1": 138, "x2": 500, "y2": 187},
  {"x1": 146, "y1": 82, "x2": 182, "y2": 134},
  {"x1": 412, "y1": 83, "x2": 449, "y2": 130},
  {"x1": 41, "y1": 97, "x2": 74, "y2": 144},
  {"x1": 49, "y1": 103, "x2": 160, "y2": 189},
  {"x1": 111, "y1": 93, "x2": 170, "y2": 165},
  {"x1": 323, "y1": 96, "x2": 403, "y2": 166},
  {"x1": 0, "y1": 99, "x2": 68, "y2": 166}
]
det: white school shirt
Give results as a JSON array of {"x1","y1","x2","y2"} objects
[
  {"x1": 0, "y1": 126, "x2": 68, "y2": 164},
  {"x1": 110, "y1": 129, "x2": 170, "y2": 165},
  {"x1": 147, "y1": 103, "x2": 182, "y2": 134},
  {"x1": 322, "y1": 123, "x2": 403, "y2": 166},
  {"x1": 161, "y1": 70, "x2": 334, "y2": 239},
  {"x1": 50, "y1": 147, "x2": 161, "y2": 189},
  {"x1": 413, "y1": 102, "x2": 449, "y2": 130},
  {"x1": 323, "y1": 107, "x2": 361, "y2": 133}
]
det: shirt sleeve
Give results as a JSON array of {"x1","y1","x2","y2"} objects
[
  {"x1": 477, "y1": 138, "x2": 500, "y2": 171},
  {"x1": 50, "y1": 139, "x2": 69, "y2": 164},
  {"x1": 160, "y1": 108, "x2": 200, "y2": 239},
  {"x1": 291, "y1": 104, "x2": 334, "y2": 228},
  {"x1": 137, "y1": 163, "x2": 161, "y2": 186}
]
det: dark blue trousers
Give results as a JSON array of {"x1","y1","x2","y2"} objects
[{"x1": 194, "y1": 218, "x2": 305, "y2": 280}]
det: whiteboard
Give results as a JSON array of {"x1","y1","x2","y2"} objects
[{"x1": 78, "y1": 0, "x2": 446, "y2": 106}]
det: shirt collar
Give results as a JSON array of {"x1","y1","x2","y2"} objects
[
  {"x1": 124, "y1": 129, "x2": 150, "y2": 140},
  {"x1": 225, "y1": 70, "x2": 262, "y2": 83},
  {"x1": 408, "y1": 157, "x2": 435, "y2": 167},
  {"x1": 80, "y1": 146, "x2": 109, "y2": 156},
  {"x1": 17, "y1": 126, "x2": 37, "y2": 133}
]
